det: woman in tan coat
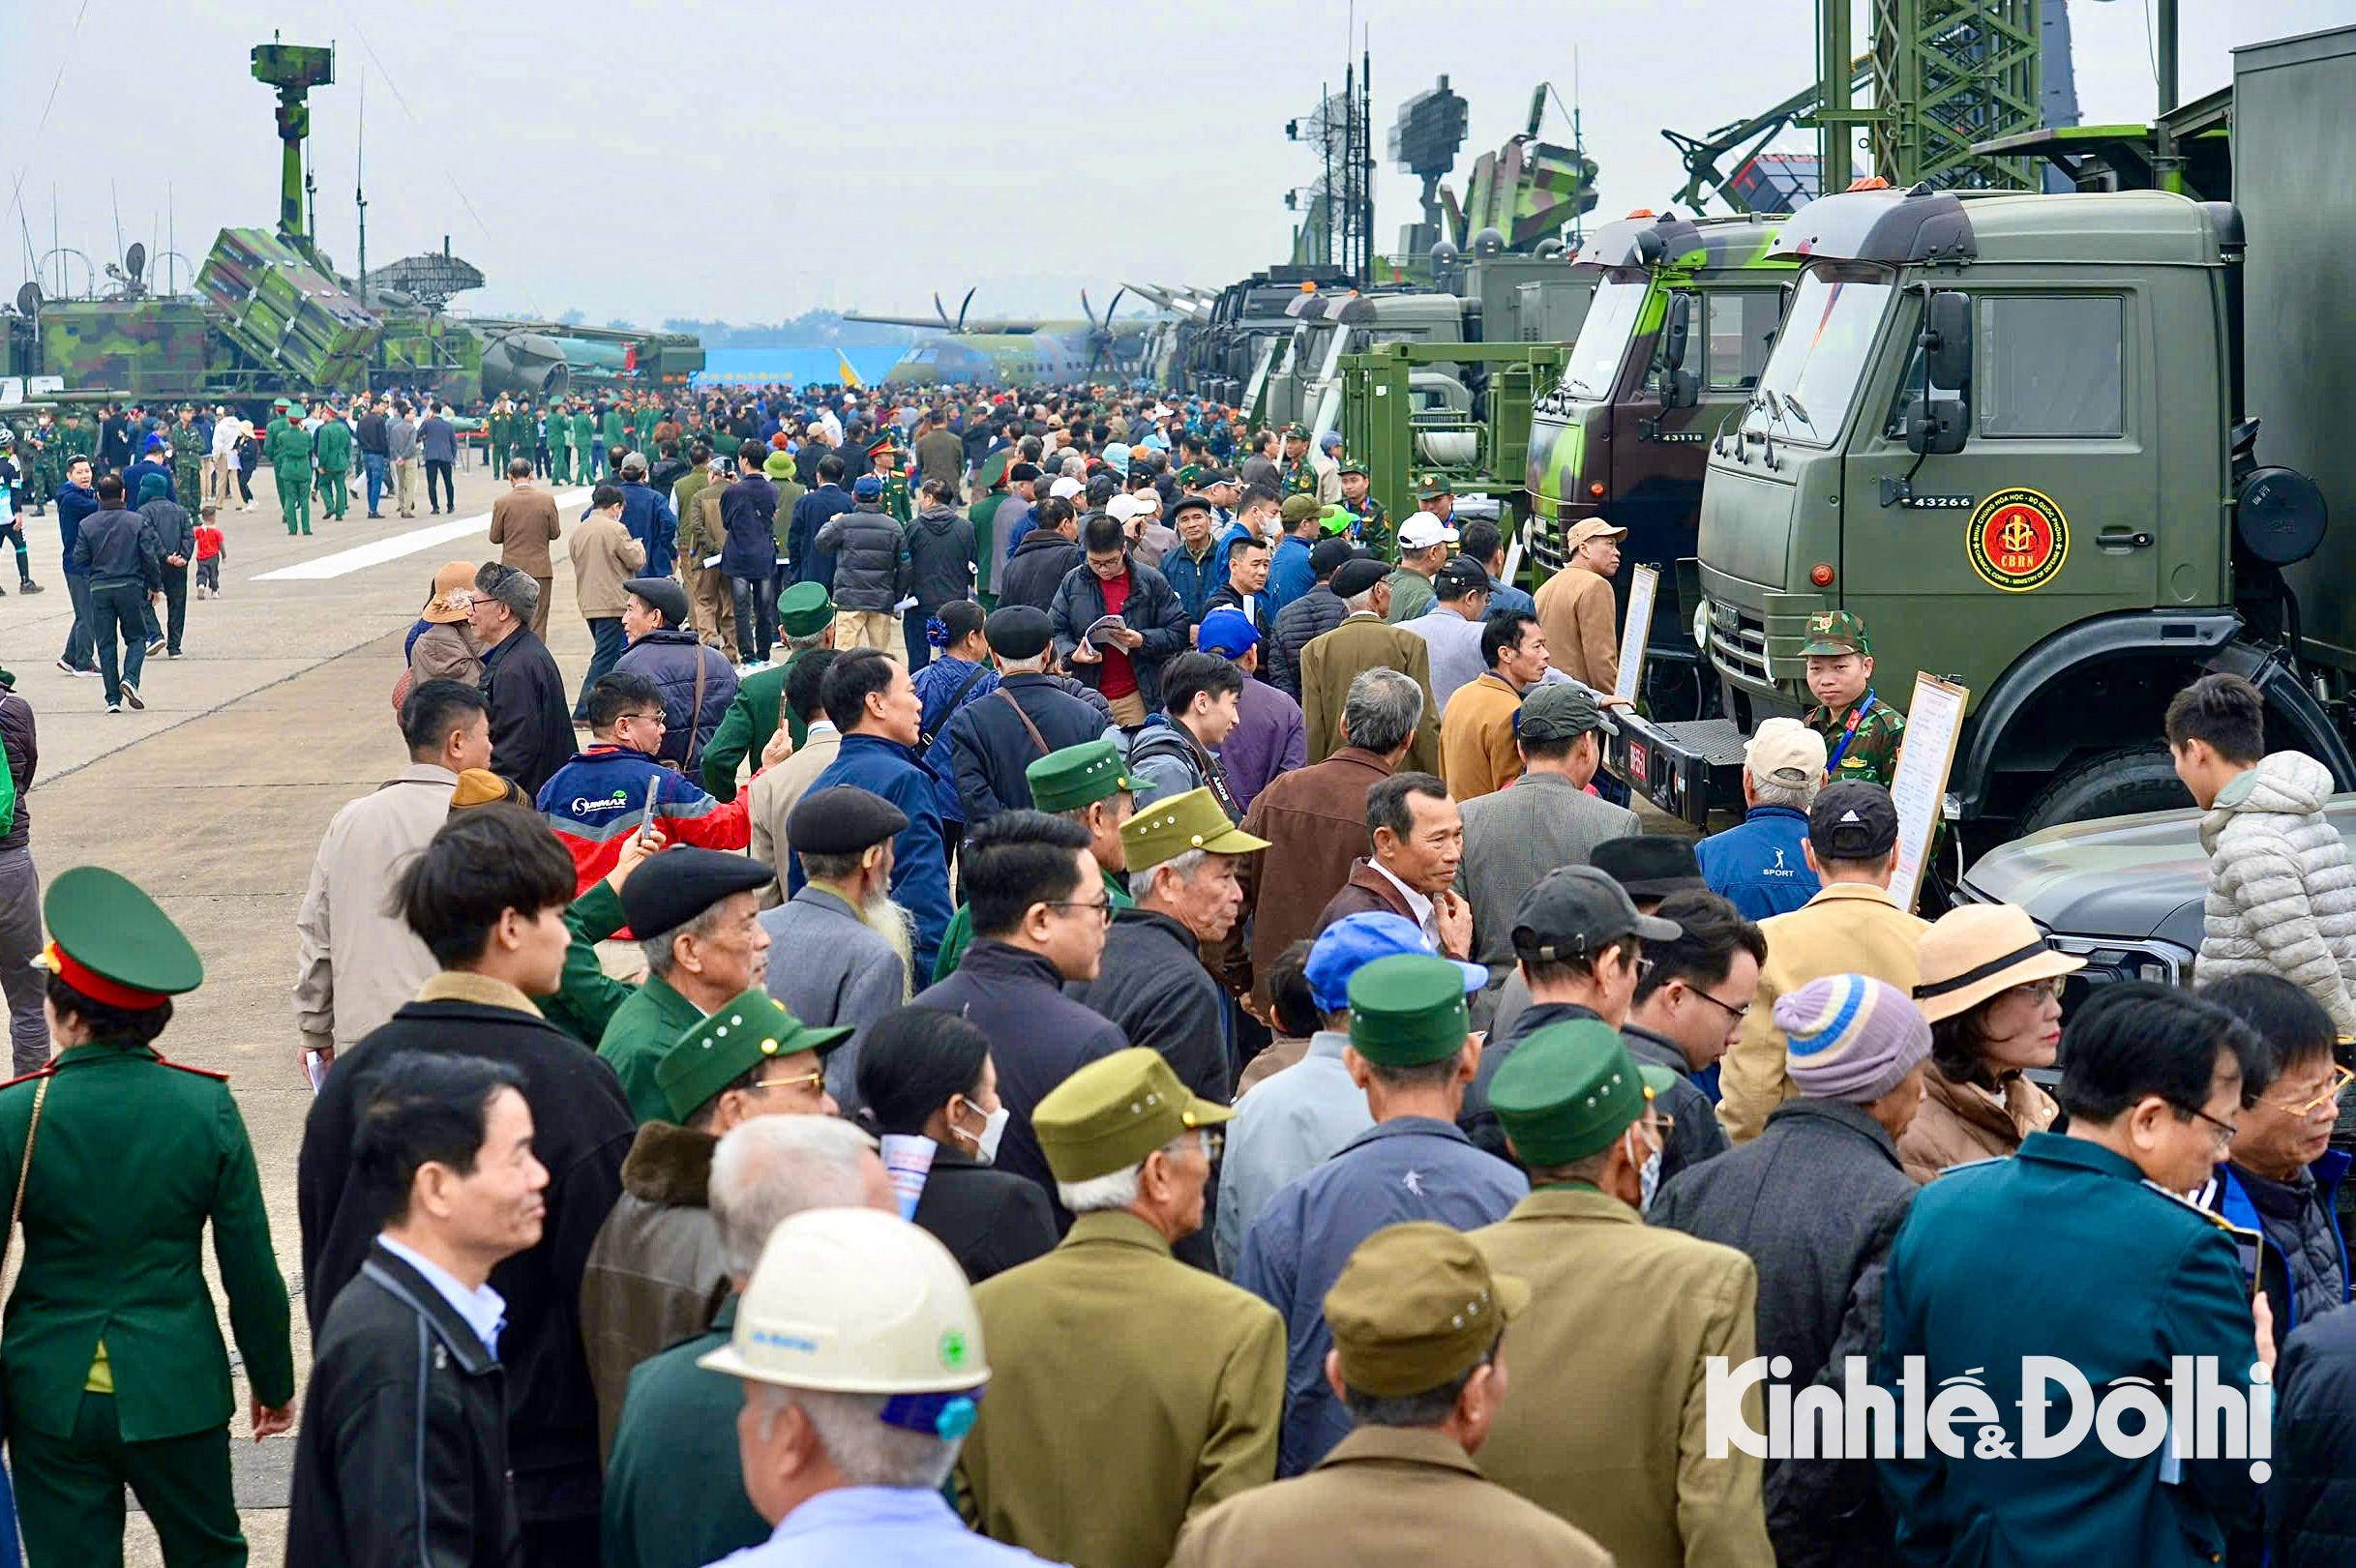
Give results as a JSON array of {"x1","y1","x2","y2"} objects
[{"x1": 1898, "y1": 902, "x2": 2085, "y2": 1183}]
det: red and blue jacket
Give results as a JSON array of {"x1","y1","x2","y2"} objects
[{"x1": 535, "y1": 745, "x2": 755, "y2": 895}]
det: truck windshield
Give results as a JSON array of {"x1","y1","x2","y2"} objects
[
  {"x1": 1744, "y1": 273, "x2": 1893, "y2": 444},
  {"x1": 1555, "y1": 279, "x2": 1647, "y2": 400}
]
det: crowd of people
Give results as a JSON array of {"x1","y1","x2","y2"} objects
[{"x1": 0, "y1": 377, "x2": 2351, "y2": 1568}]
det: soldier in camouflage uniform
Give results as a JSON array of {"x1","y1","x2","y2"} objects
[
  {"x1": 1276, "y1": 423, "x2": 1320, "y2": 499},
  {"x1": 168, "y1": 408, "x2": 206, "y2": 512},
  {"x1": 1334, "y1": 460, "x2": 1392, "y2": 560},
  {"x1": 1800, "y1": 609, "x2": 1906, "y2": 789},
  {"x1": 24, "y1": 409, "x2": 60, "y2": 516},
  {"x1": 263, "y1": 410, "x2": 313, "y2": 536}
]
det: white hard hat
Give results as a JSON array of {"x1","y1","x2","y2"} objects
[{"x1": 698, "y1": 1207, "x2": 988, "y2": 1396}]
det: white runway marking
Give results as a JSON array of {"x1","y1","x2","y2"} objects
[{"x1": 251, "y1": 488, "x2": 596, "y2": 580}]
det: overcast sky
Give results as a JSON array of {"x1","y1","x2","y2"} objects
[{"x1": 6, "y1": 0, "x2": 2347, "y2": 324}]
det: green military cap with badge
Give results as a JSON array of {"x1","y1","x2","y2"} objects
[
  {"x1": 1174, "y1": 463, "x2": 1205, "y2": 488},
  {"x1": 1324, "y1": 1222, "x2": 1530, "y2": 1396},
  {"x1": 1280, "y1": 423, "x2": 1310, "y2": 441},
  {"x1": 778, "y1": 581, "x2": 835, "y2": 638},
  {"x1": 1490, "y1": 1018, "x2": 1677, "y2": 1166},
  {"x1": 1121, "y1": 787, "x2": 1269, "y2": 873},
  {"x1": 656, "y1": 988, "x2": 850, "y2": 1123},
  {"x1": 35, "y1": 865, "x2": 204, "y2": 1009},
  {"x1": 1800, "y1": 609, "x2": 1872, "y2": 657},
  {"x1": 1347, "y1": 954, "x2": 1475, "y2": 1068},
  {"x1": 1031, "y1": 1046, "x2": 1235, "y2": 1182},
  {"x1": 1027, "y1": 737, "x2": 1135, "y2": 814},
  {"x1": 1338, "y1": 460, "x2": 1367, "y2": 478},
  {"x1": 1416, "y1": 473, "x2": 1455, "y2": 501}
]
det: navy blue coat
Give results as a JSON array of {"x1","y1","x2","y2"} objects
[
  {"x1": 788, "y1": 484, "x2": 855, "y2": 593},
  {"x1": 1877, "y1": 1133, "x2": 2264, "y2": 1566},
  {"x1": 1696, "y1": 804, "x2": 1822, "y2": 922},
  {"x1": 613, "y1": 629, "x2": 738, "y2": 771},
  {"x1": 790, "y1": 732, "x2": 953, "y2": 978},
  {"x1": 717, "y1": 475, "x2": 781, "y2": 579},
  {"x1": 2274, "y1": 1300, "x2": 2356, "y2": 1568},
  {"x1": 616, "y1": 481, "x2": 679, "y2": 578}
]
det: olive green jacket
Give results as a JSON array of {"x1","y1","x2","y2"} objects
[
  {"x1": 0, "y1": 1042, "x2": 294, "y2": 1440},
  {"x1": 596, "y1": 972, "x2": 703, "y2": 1124},
  {"x1": 957, "y1": 1210, "x2": 1285, "y2": 1568}
]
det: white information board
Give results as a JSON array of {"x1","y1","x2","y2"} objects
[
  {"x1": 1887, "y1": 672, "x2": 1970, "y2": 912},
  {"x1": 1612, "y1": 564, "x2": 1658, "y2": 705}
]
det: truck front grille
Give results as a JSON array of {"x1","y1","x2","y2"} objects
[{"x1": 1709, "y1": 599, "x2": 1771, "y2": 684}]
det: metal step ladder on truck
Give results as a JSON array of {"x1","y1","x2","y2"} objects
[
  {"x1": 1606, "y1": 29, "x2": 2356, "y2": 852},
  {"x1": 1520, "y1": 211, "x2": 1793, "y2": 719}
]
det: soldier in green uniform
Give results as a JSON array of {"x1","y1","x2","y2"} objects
[
  {"x1": 600, "y1": 400, "x2": 626, "y2": 458},
  {"x1": 1, "y1": 867, "x2": 295, "y2": 1564},
  {"x1": 1334, "y1": 460, "x2": 1391, "y2": 559},
  {"x1": 262, "y1": 408, "x2": 313, "y2": 535},
  {"x1": 313, "y1": 403, "x2": 354, "y2": 522},
  {"x1": 969, "y1": 448, "x2": 1013, "y2": 609},
  {"x1": 1800, "y1": 609, "x2": 1907, "y2": 789},
  {"x1": 870, "y1": 433, "x2": 913, "y2": 524},
  {"x1": 486, "y1": 396, "x2": 513, "y2": 477},
  {"x1": 25, "y1": 408, "x2": 61, "y2": 516},
  {"x1": 1277, "y1": 423, "x2": 1321, "y2": 499},
  {"x1": 168, "y1": 407, "x2": 206, "y2": 513},
  {"x1": 932, "y1": 738, "x2": 1137, "y2": 983},
  {"x1": 547, "y1": 399, "x2": 572, "y2": 484},
  {"x1": 57, "y1": 411, "x2": 96, "y2": 481},
  {"x1": 700, "y1": 582, "x2": 832, "y2": 801},
  {"x1": 572, "y1": 404, "x2": 600, "y2": 483},
  {"x1": 595, "y1": 850, "x2": 781, "y2": 1123}
]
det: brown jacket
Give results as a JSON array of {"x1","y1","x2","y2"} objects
[
  {"x1": 1719, "y1": 882, "x2": 1929, "y2": 1145},
  {"x1": 1220, "y1": 747, "x2": 1391, "y2": 1007},
  {"x1": 1438, "y1": 671, "x2": 1526, "y2": 801},
  {"x1": 1297, "y1": 613, "x2": 1441, "y2": 776},
  {"x1": 489, "y1": 485, "x2": 563, "y2": 576},
  {"x1": 1534, "y1": 564, "x2": 1621, "y2": 692},
  {"x1": 578, "y1": 1122, "x2": 727, "y2": 1461},
  {"x1": 1169, "y1": 1424, "x2": 1614, "y2": 1568},
  {"x1": 1315, "y1": 859, "x2": 1416, "y2": 931},
  {"x1": 570, "y1": 513, "x2": 647, "y2": 619},
  {"x1": 1897, "y1": 1064, "x2": 2059, "y2": 1184},
  {"x1": 408, "y1": 621, "x2": 484, "y2": 689}
]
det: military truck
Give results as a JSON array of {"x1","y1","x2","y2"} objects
[
  {"x1": 1521, "y1": 212, "x2": 1791, "y2": 689},
  {"x1": 1261, "y1": 290, "x2": 1474, "y2": 433},
  {"x1": 1607, "y1": 25, "x2": 2356, "y2": 843}
]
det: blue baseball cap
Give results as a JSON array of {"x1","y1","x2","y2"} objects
[
  {"x1": 1198, "y1": 606, "x2": 1260, "y2": 659},
  {"x1": 1305, "y1": 912, "x2": 1487, "y2": 1015},
  {"x1": 853, "y1": 474, "x2": 883, "y2": 499}
]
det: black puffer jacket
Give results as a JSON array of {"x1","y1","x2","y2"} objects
[
  {"x1": 814, "y1": 499, "x2": 907, "y2": 611},
  {"x1": 905, "y1": 505, "x2": 977, "y2": 614},
  {"x1": 2275, "y1": 1304, "x2": 2356, "y2": 1568},
  {"x1": 286, "y1": 1241, "x2": 522, "y2": 1568},
  {"x1": 615, "y1": 627, "x2": 738, "y2": 771},
  {"x1": 1267, "y1": 584, "x2": 1351, "y2": 698}
]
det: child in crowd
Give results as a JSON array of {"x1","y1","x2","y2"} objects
[{"x1": 194, "y1": 501, "x2": 226, "y2": 598}]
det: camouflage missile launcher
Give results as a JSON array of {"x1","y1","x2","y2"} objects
[
  {"x1": 195, "y1": 226, "x2": 376, "y2": 393},
  {"x1": 38, "y1": 300, "x2": 210, "y2": 400}
]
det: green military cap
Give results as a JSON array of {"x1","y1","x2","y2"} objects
[
  {"x1": 1280, "y1": 493, "x2": 1323, "y2": 526},
  {"x1": 1324, "y1": 1222, "x2": 1531, "y2": 1397},
  {"x1": 1122, "y1": 787, "x2": 1269, "y2": 874},
  {"x1": 1174, "y1": 463, "x2": 1205, "y2": 488},
  {"x1": 1280, "y1": 423, "x2": 1310, "y2": 440},
  {"x1": 36, "y1": 866, "x2": 203, "y2": 1008},
  {"x1": 1490, "y1": 1019, "x2": 1678, "y2": 1167},
  {"x1": 1800, "y1": 608, "x2": 1871, "y2": 658},
  {"x1": 1338, "y1": 460, "x2": 1367, "y2": 478},
  {"x1": 1346, "y1": 955, "x2": 1474, "y2": 1068},
  {"x1": 778, "y1": 581, "x2": 835, "y2": 637},
  {"x1": 1417, "y1": 473, "x2": 1455, "y2": 501},
  {"x1": 1032, "y1": 1046, "x2": 1234, "y2": 1182},
  {"x1": 1026, "y1": 737, "x2": 1134, "y2": 814},
  {"x1": 656, "y1": 988, "x2": 851, "y2": 1123}
]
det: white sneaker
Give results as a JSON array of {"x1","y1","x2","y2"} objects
[
  {"x1": 104, "y1": 702, "x2": 120, "y2": 714},
  {"x1": 194, "y1": 583, "x2": 210, "y2": 600},
  {"x1": 120, "y1": 682, "x2": 145, "y2": 711}
]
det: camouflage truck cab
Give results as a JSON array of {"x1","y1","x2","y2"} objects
[{"x1": 1524, "y1": 212, "x2": 1792, "y2": 664}]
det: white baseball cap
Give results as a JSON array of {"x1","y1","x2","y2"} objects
[
  {"x1": 699, "y1": 1208, "x2": 988, "y2": 1394},
  {"x1": 1105, "y1": 493, "x2": 1144, "y2": 523},
  {"x1": 1049, "y1": 475, "x2": 1085, "y2": 501},
  {"x1": 1398, "y1": 515, "x2": 1461, "y2": 551}
]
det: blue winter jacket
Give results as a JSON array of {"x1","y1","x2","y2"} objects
[
  {"x1": 1695, "y1": 804, "x2": 1821, "y2": 921},
  {"x1": 790, "y1": 732, "x2": 953, "y2": 979}
]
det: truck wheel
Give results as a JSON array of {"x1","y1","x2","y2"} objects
[{"x1": 2015, "y1": 746, "x2": 2191, "y2": 835}]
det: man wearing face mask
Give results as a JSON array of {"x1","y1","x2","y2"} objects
[
  {"x1": 759, "y1": 786, "x2": 918, "y2": 1113},
  {"x1": 1473, "y1": 1019, "x2": 1774, "y2": 1568}
]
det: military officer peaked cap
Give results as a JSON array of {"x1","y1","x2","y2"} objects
[
  {"x1": 1026, "y1": 738, "x2": 1133, "y2": 814},
  {"x1": 38, "y1": 866, "x2": 202, "y2": 1009},
  {"x1": 1121, "y1": 787, "x2": 1269, "y2": 874},
  {"x1": 657, "y1": 988, "x2": 851, "y2": 1123},
  {"x1": 1031, "y1": 1047, "x2": 1234, "y2": 1183}
]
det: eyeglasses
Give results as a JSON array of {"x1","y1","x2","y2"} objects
[
  {"x1": 2180, "y1": 1103, "x2": 2240, "y2": 1149},
  {"x1": 1042, "y1": 898, "x2": 1115, "y2": 925},
  {"x1": 2005, "y1": 979, "x2": 2064, "y2": 1004},
  {"x1": 2261, "y1": 1062, "x2": 2356, "y2": 1119},
  {"x1": 622, "y1": 710, "x2": 668, "y2": 729},
  {"x1": 754, "y1": 1068, "x2": 825, "y2": 1095},
  {"x1": 1685, "y1": 984, "x2": 1750, "y2": 1023},
  {"x1": 1630, "y1": 957, "x2": 1655, "y2": 986}
]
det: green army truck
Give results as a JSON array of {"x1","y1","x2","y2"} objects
[
  {"x1": 1261, "y1": 290, "x2": 1475, "y2": 434},
  {"x1": 1608, "y1": 24, "x2": 2356, "y2": 843},
  {"x1": 1339, "y1": 339, "x2": 1571, "y2": 542},
  {"x1": 1522, "y1": 213, "x2": 1791, "y2": 685}
]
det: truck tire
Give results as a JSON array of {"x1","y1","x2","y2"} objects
[{"x1": 2015, "y1": 746, "x2": 2191, "y2": 835}]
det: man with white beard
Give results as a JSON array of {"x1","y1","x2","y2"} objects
[{"x1": 759, "y1": 784, "x2": 917, "y2": 1115}]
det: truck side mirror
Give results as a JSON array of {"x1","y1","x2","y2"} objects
[
  {"x1": 1906, "y1": 399, "x2": 1967, "y2": 456},
  {"x1": 1923, "y1": 291, "x2": 1971, "y2": 392},
  {"x1": 1657, "y1": 293, "x2": 1699, "y2": 409}
]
